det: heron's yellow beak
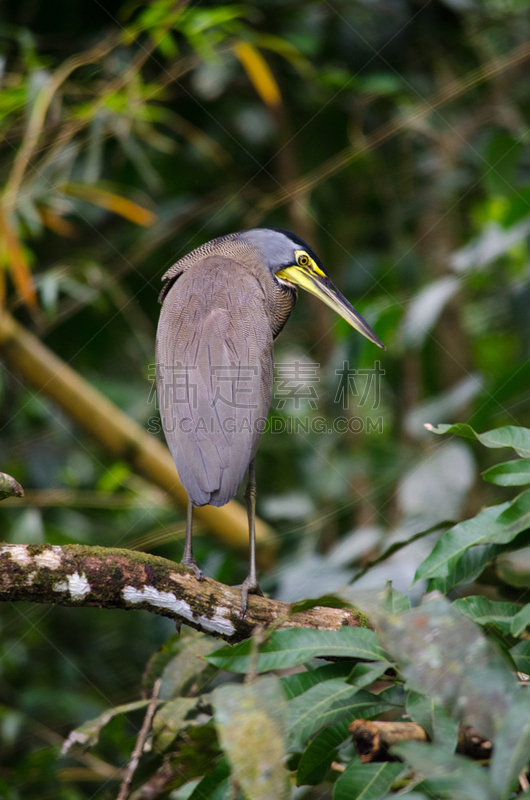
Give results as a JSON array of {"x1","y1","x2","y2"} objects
[{"x1": 276, "y1": 264, "x2": 385, "y2": 350}]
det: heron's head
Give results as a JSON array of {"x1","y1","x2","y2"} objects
[{"x1": 239, "y1": 228, "x2": 385, "y2": 350}]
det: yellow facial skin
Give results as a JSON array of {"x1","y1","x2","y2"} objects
[{"x1": 276, "y1": 250, "x2": 385, "y2": 350}]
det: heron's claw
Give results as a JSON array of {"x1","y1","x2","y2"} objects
[
  {"x1": 235, "y1": 577, "x2": 263, "y2": 616},
  {"x1": 181, "y1": 556, "x2": 204, "y2": 581}
]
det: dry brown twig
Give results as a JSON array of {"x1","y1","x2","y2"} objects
[{"x1": 117, "y1": 679, "x2": 162, "y2": 800}]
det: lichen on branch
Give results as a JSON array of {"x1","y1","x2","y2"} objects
[{"x1": 0, "y1": 543, "x2": 364, "y2": 643}]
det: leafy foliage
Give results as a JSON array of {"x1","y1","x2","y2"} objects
[
  {"x1": 2, "y1": 0, "x2": 530, "y2": 796},
  {"x1": 37, "y1": 423, "x2": 530, "y2": 798},
  {"x1": 204, "y1": 627, "x2": 386, "y2": 672},
  {"x1": 415, "y1": 425, "x2": 530, "y2": 587}
]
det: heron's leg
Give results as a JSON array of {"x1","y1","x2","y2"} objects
[
  {"x1": 240, "y1": 459, "x2": 263, "y2": 613},
  {"x1": 181, "y1": 500, "x2": 204, "y2": 581}
]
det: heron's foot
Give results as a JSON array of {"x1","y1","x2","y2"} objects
[
  {"x1": 181, "y1": 556, "x2": 204, "y2": 581},
  {"x1": 234, "y1": 577, "x2": 263, "y2": 616}
]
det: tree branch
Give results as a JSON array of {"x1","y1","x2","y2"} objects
[
  {"x1": 0, "y1": 543, "x2": 364, "y2": 643},
  {"x1": 349, "y1": 719, "x2": 493, "y2": 762}
]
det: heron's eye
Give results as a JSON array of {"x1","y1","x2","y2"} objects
[{"x1": 297, "y1": 254, "x2": 310, "y2": 267}]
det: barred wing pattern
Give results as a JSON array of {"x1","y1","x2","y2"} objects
[{"x1": 156, "y1": 257, "x2": 273, "y2": 507}]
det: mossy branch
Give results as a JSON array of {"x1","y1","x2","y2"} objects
[{"x1": 0, "y1": 543, "x2": 363, "y2": 643}]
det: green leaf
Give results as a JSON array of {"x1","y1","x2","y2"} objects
[
  {"x1": 152, "y1": 696, "x2": 198, "y2": 751},
  {"x1": 178, "y1": 5, "x2": 248, "y2": 36},
  {"x1": 496, "y1": 541, "x2": 530, "y2": 587},
  {"x1": 160, "y1": 634, "x2": 218, "y2": 700},
  {"x1": 392, "y1": 742, "x2": 492, "y2": 800},
  {"x1": 61, "y1": 698, "x2": 153, "y2": 754},
  {"x1": 406, "y1": 692, "x2": 459, "y2": 753},
  {"x1": 414, "y1": 503, "x2": 509, "y2": 582},
  {"x1": 96, "y1": 460, "x2": 131, "y2": 492},
  {"x1": 492, "y1": 489, "x2": 530, "y2": 543},
  {"x1": 483, "y1": 458, "x2": 530, "y2": 486},
  {"x1": 286, "y1": 681, "x2": 397, "y2": 749},
  {"x1": 352, "y1": 523, "x2": 452, "y2": 584},
  {"x1": 491, "y1": 692, "x2": 530, "y2": 799},
  {"x1": 425, "y1": 423, "x2": 530, "y2": 458},
  {"x1": 377, "y1": 684, "x2": 408, "y2": 707},
  {"x1": 413, "y1": 495, "x2": 530, "y2": 583},
  {"x1": 454, "y1": 596, "x2": 522, "y2": 636},
  {"x1": 0, "y1": 472, "x2": 24, "y2": 501},
  {"x1": 510, "y1": 640, "x2": 530, "y2": 672},
  {"x1": 296, "y1": 720, "x2": 350, "y2": 786},
  {"x1": 379, "y1": 794, "x2": 428, "y2": 800},
  {"x1": 333, "y1": 757, "x2": 403, "y2": 800},
  {"x1": 429, "y1": 528, "x2": 530, "y2": 593},
  {"x1": 511, "y1": 603, "x2": 530, "y2": 636},
  {"x1": 378, "y1": 598, "x2": 518, "y2": 740},
  {"x1": 379, "y1": 584, "x2": 411, "y2": 615},
  {"x1": 187, "y1": 757, "x2": 231, "y2": 800},
  {"x1": 142, "y1": 633, "x2": 181, "y2": 694},
  {"x1": 346, "y1": 661, "x2": 393, "y2": 690},
  {"x1": 289, "y1": 595, "x2": 351, "y2": 613},
  {"x1": 281, "y1": 662, "x2": 354, "y2": 699},
  {"x1": 212, "y1": 676, "x2": 289, "y2": 800},
  {"x1": 358, "y1": 73, "x2": 403, "y2": 96},
  {"x1": 206, "y1": 628, "x2": 386, "y2": 674},
  {"x1": 428, "y1": 544, "x2": 492, "y2": 594}
]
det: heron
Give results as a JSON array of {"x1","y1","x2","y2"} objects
[{"x1": 156, "y1": 228, "x2": 384, "y2": 611}]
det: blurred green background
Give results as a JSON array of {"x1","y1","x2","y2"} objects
[{"x1": 0, "y1": 0, "x2": 529, "y2": 794}]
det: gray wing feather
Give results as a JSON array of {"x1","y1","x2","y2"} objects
[{"x1": 156, "y1": 258, "x2": 272, "y2": 507}]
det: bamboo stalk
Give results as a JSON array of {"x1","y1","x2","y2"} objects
[
  {"x1": 0, "y1": 489, "x2": 172, "y2": 509},
  {"x1": 0, "y1": 310, "x2": 277, "y2": 565}
]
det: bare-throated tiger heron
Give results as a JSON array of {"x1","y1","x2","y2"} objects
[{"x1": 156, "y1": 228, "x2": 385, "y2": 611}]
